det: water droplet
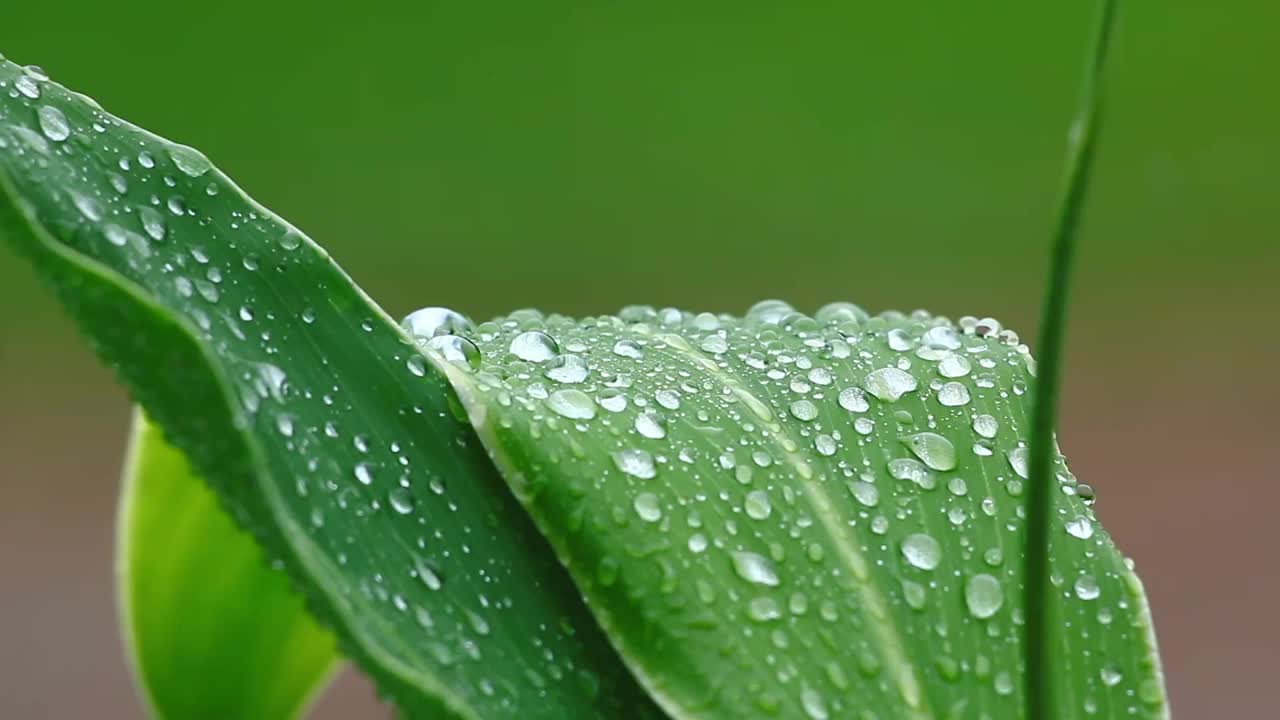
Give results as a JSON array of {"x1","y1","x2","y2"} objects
[
  {"x1": 863, "y1": 367, "x2": 918, "y2": 402},
  {"x1": 964, "y1": 573, "x2": 1004, "y2": 618},
  {"x1": 1074, "y1": 574, "x2": 1101, "y2": 600},
  {"x1": 612, "y1": 339, "x2": 644, "y2": 359},
  {"x1": 745, "y1": 490, "x2": 772, "y2": 520},
  {"x1": 1007, "y1": 447, "x2": 1029, "y2": 479},
  {"x1": 402, "y1": 307, "x2": 475, "y2": 339},
  {"x1": 510, "y1": 330, "x2": 559, "y2": 362},
  {"x1": 543, "y1": 388, "x2": 594, "y2": 420},
  {"x1": 936, "y1": 381, "x2": 971, "y2": 407},
  {"x1": 612, "y1": 448, "x2": 656, "y2": 479},
  {"x1": 655, "y1": 389, "x2": 681, "y2": 410},
  {"x1": 36, "y1": 105, "x2": 69, "y2": 142},
  {"x1": 838, "y1": 387, "x2": 870, "y2": 412},
  {"x1": 428, "y1": 334, "x2": 481, "y2": 370},
  {"x1": 1100, "y1": 664, "x2": 1123, "y2": 687},
  {"x1": 938, "y1": 354, "x2": 972, "y2": 378},
  {"x1": 545, "y1": 354, "x2": 589, "y2": 384},
  {"x1": 633, "y1": 492, "x2": 662, "y2": 522},
  {"x1": 139, "y1": 206, "x2": 167, "y2": 241},
  {"x1": 1065, "y1": 515, "x2": 1095, "y2": 540},
  {"x1": 278, "y1": 228, "x2": 303, "y2": 250},
  {"x1": 972, "y1": 414, "x2": 999, "y2": 439},
  {"x1": 789, "y1": 399, "x2": 819, "y2": 421},
  {"x1": 901, "y1": 533, "x2": 941, "y2": 570},
  {"x1": 597, "y1": 389, "x2": 628, "y2": 413},
  {"x1": 354, "y1": 462, "x2": 374, "y2": 485},
  {"x1": 634, "y1": 411, "x2": 665, "y2": 439},
  {"x1": 902, "y1": 432, "x2": 957, "y2": 471},
  {"x1": 169, "y1": 145, "x2": 212, "y2": 177},
  {"x1": 14, "y1": 74, "x2": 40, "y2": 99},
  {"x1": 731, "y1": 551, "x2": 780, "y2": 586},
  {"x1": 847, "y1": 480, "x2": 879, "y2": 507},
  {"x1": 748, "y1": 596, "x2": 782, "y2": 622},
  {"x1": 800, "y1": 686, "x2": 829, "y2": 720},
  {"x1": 388, "y1": 487, "x2": 415, "y2": 514}
]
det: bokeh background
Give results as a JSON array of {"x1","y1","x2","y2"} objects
[{"x1": 2, "y1": 2, "x2": 1275, "y2": 717}]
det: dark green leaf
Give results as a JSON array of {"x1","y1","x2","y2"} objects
[
  {"x1": 431, "y1": 302, "x2": 1169, "y2": 719},
  {"x1": 0, "y1": 58, "x2": 660, "y2": 719}
]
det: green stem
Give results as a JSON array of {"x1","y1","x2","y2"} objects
[{"x1": 1024, "y1": 1, "x2": 1118, "y2": 718}]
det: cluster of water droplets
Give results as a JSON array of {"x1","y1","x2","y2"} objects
[
  {"x1": 0, "y1": 61, "x2": 654, "y2": 716},
  {"x1": 395, "y1": 297, "x2": 1157, "y2": 718}
]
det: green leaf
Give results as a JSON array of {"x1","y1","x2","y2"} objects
[
  {"x1": 119, "y1": 411, "x2": 339, "y2": 719},
  {"x1": 0, "y1": 59, "x2": 660, "y2": 719},
  {"x1": 431, "y1": 302, "x2": 1169, "y2": 719}
]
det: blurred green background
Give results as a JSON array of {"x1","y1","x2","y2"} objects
[{"x1": 2, "y1": 1, "x2": 1274, "y2": 717}]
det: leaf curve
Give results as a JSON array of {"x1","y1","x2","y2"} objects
[
  {"x1": 429, "y1": 302, "x2": 1169, "y2": 719},
  {"x1": 119, "y1": 411, "x2": 339, "y2": 719},
  {"x1": 0, "y1": 58, "x2": 662, "y2": 719}
]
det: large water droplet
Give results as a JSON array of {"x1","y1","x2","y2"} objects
[
  {"x1": 964, "y1": 573, "x2": 1004, "y2": 618},
  {"x1": 1007, "y1": 447, "x2": 1029, "y2": 479},
  {"x1": 902, "y1": 432, "x2": 957, "y2": 471},
  {"x1": 169, "y1": 145, "x2": 213, "y2": 177},
  {"x1": 36, "y1": 105, "x2": 69, "y2": 142},
  {"x1": 731, "y1": 551, "x2": 780, "y2": 586},
  {"x1": 634, "y1": 411, "x2": 665, "y2": 439},
  {"x1": 428, "y1": 334, "x2": 481, "y2": 370},
  {"x1": 612, "y1": 448, "x2": 656, "y2": 479},
  {"x1": 510, "y1": 331, "x2": 559, "y2": 362},
  {"x1": 1074, "y1": 574, "x2": 1101, "y2": 600},
  {"x1": 633, "y1": 492, "x2": 662, "y2": 522},
  {"x1": 1065, "y1": 515, "x2": 1094, "y2": 540},
  {"x1": 403, "y1": 307, "x2": 475, "y2": 339},
  {"x1": 936, "y1": 381, "x2": 971, "y2": 407},
  {"x1": 545, "y1": 354, "x2": 589, "y2": 384},
  {"x1": 744, "y1": 490, "x2": 772, "y2": 520},
  {"x1": 838, "y1": 386, "x2": 870, "y2": 412},
  {"x1": 547, "y1": 389, "x2": 596, "y2": 420},
  {"x1": 863, "y1": 367, "x2": 918, "y2": 402},
  {"x1": 901, "y1": 533, "x2": 941, "y2": 570},
  {"x1": 972, "y1": 414, "x2": 999, "y2": 439}
]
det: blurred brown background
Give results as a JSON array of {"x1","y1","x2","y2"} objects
[{"x1": 2, "y1": 1, "x2": 1275, "y2": 717}]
